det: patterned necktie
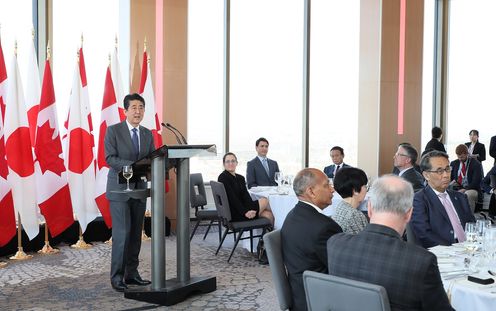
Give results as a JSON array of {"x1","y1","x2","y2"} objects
[
  {"x1": 131, "y1": 128, "x2": 139, "y2": 160},
  {"x1": 262, "y1": 158, "x2": 270, "y2": 176},
  {"x1": 438, "y1": 193, "x2": 466, "y2": 242},
  {"x1": 458, "y1": 161, "x2": 466, "y2": 184}
]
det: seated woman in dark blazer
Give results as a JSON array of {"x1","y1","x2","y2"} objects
[
  {"x1": 332, "y1": 167, "x2": 369, "y2": 234},
  {"x1": 218, "y1": 152, "x2": 274, "y2": 225}
]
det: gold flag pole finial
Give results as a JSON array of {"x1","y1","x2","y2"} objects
[
  {"x1": 32, "y1": 28, "x2": 35, "y2": 40},
  {"x1": 109, "y1": 53, "x2": 111, "y2": 68},
  {"x1": 77, "y1": 48, "x2": 80, "y2": 64},
  {"x1": 14, "y1": 40, "x2": 17, "y2": 56},
  {"x1": 115, "y1": 34, "x2": 118, "y2": 50},
  {"x1": 144, "y1": 37, "x2": 147, "y2": 53},
  {"x1": 80, "y1": 33, "x2": 84, "y2": 48}
]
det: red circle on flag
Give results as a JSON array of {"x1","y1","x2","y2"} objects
[
  {"x1": 5, "y1": 127, "x2": 35, "y2": 177},
  {"x1": 68, "y1": 128, "x2": 94, "y2": 174}
]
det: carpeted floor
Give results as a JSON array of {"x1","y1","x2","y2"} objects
[{"x1": 0, "y1": 226, "x2": 279, "y2": 311}]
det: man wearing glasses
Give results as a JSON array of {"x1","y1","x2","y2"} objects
[
  {"x1": 411, "y1": 151, "x2": 475, "y2": 248},
  {"x1": 393, "y1": 143, "x2": 425, "y2": 192}
]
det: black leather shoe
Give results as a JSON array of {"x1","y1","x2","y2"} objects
[
  {"x1": 111, "y1": 281, "x2": 128, "y2": 292},
  {"x1": 125, "y1": 276, "x2": 151, "y2": 286}
]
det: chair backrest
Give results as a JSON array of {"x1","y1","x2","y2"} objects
[
  {"x1": 405, "y1": 222, "x2": 421, "y2": 246},
  {"x1": 190, "y1": 173, "x2": 207, "y2": 208},
  {"x1": 263, "y1": 230, "x2": 292, "y2": 311},
  {"x1": 210, "y1": 180, "x2": 232, "y2": 223},
  {"x1": 303, "y1": 271, "x2": 391, "y2": 311}
]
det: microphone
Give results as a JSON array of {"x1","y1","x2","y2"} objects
[
  {"x1": 165, "y1": 122, "x2": 188, "y2": 145},
  {"x1": 161, "y1": 122, "x2": 182, "y2": 144}
]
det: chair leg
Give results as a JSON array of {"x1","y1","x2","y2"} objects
[
  {"x1": 203, "y1": 220, "x2": 215, "y2": 240},
  {"x1": 217, "y1": 220, "x2": 222, "y2": 242},
  {"x1": 228, "y1": 229, "x2": 244, "y2": 263},
  {"x1": 189, "y1": 219, "x2": 201, "y2": 241},
  {"x1": 250, "y1": 229, "x2": 254, "y2": 253},
  {"x1": 215, "y1": 228, "x2": 229, "y2": 255}
]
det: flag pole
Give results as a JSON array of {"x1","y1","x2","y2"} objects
[
  {"x1": 38, "y1": 222, "x2": 59, "y2": 255},
  {"x1": 71, "y1": 221, "x2": 91, "y2": 249},
  {"x1": 10, "y1": 213, "x2": 33, "y2": 260}
]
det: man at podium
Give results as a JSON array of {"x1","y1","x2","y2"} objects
[{"x1": 104, "y1": 93, "x2": 155, "y2": 292}]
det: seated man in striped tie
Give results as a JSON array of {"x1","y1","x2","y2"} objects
[
  {"x1": 449, "y1": 144, "x2": 483, "y2": 213},
  {"x1": 411, "y1": 150, "x2": 475, "y2": 248},
  {"x1": 246, "y1": 137, "x2": 280, "y2": 189}
]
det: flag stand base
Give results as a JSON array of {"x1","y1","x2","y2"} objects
[
  {"x1": 124, "y1": 276, "x2": 216, "y2": 306},
  {"x1": 71, "y1": 236, "x2": 92, "y2": 249},
  {"x1": 10, "y1": 247, "x2": 33, "y2": 260},
  {"x1": 38, "y1": 241, "x2": 59, "y2": 255}
]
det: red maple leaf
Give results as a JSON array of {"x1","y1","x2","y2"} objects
[{"x1": 35, "y1": 122, "x2": 66, "y2": 176}]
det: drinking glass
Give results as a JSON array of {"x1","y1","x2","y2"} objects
[
  {"x1": 275, "y1": 172, "x2": 283, "y2": 187},
  {"x1": 122, "y1": 165, "x2": 133, "y2": 191},
  {"x1": 464, "y1": 222, "x2": 478, "y2": 253},
  {"x1": 476, "y1": 219, "x2": 491, "y2": 239}
]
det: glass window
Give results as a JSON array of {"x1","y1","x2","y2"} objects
[
  {"x1": 421, "y1": 0, "x2": 435, "y2": 150},
  {"x1": 308, "y1": 0, "x2": 360, "y2": 171},
  {"x1": 229, "y1": 0, "x2": 304, "y2": 177},
  {"x1": 53, "y1": 0, "x2": 119, "y2": 139},
  {"x1": 447, "y1": 0, "x2": 496, "y2": 173},
  {"x1": 0, "y1": 0, "x2": 34, "y2": 89},
  {"x1": 187, "y1": 0, "x2": 224, "y2": 182}
]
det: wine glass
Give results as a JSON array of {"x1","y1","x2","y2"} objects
[
  {"x1": 275, "y1": 172, "x2": 283, "y2": 187},
  {"x1": 123, "y1": 165, "x2": 133, "y2": 191},
  {"x1": 464, "y1": 222, "x2": 478, "y2": 253}
]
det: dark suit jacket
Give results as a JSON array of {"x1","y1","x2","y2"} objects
[
  {"x1": 327, "y1": 224, "x2": 453, "y2": 311},
  {"x1": 482, "y1": 165, "x2": 496, "y2": 193},
  {"x1": 424, "y1": 138, "x2": 446, "y2": 154},
  {"x1": 450, "y1": 158, "x2": 482, "y2": 191},
  {"x1": 412, "y1": 185, "x2": 475, "y2": 248},
  {"x1": 281, "y1": 201, "x2": 342, "y2": 311},
  {"x1": 399, "y1": 167, "x2": 425, "y2": 192},
  {"x1": 465, "y1": 141, "x2": 486, "y2": 162},
  {"x1": 323, "y1": 163, "x2": 351, "y2": 179},
  {"x1": 490, "y1": 135, "x2": 496, "y2": 164},
  {"x1": 218, "y1": 170, "x2": 259, "y2": 221},
  {"x1": 104, "y1": 121, "x2": 155, "y2": 202},
  {"x1": 246, "y1": 157, "x2": 279, "y2": 188}
]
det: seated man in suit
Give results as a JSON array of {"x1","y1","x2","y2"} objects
[
  {"x1": 281, "y1": 168, "x2": 342, "y2": 311},
  {"x1": 481, "y1": 166, "x2": 496, "y2": 217},
  {"x1": 423, "y1": 126, "x2": 446, "y2": 155},
  {"x1": 323, "y1": 146, "x2": 350, "y2": 179},
  {"x1": 328, "y1": 175, "x2": 453, "y2": 311},
  {"x1": 412, "y1": 150, "x2": 475, "y2": 248},
  {"x1": 490, "y1": 134, "x2": 496, "y2": 165},
  {"x1": 465, "y1": 129, "x2": 486, "y2": 163},
  {"x1": 246, "y1": 137, "x2": 280, "y2": 188},
  {"x1": 450, "y1": 144, "x2": 483, "y2": 213},
  {"x1": 393, "y1": 143, "x2": 425, "y2": 192}
]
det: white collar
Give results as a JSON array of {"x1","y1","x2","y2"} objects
[
  {"x1": 299, "y1": 200, "x2": 324, "y2": 214},
  {"x1": 126, "y1": 120, "x2": 139, "y2": 131}
]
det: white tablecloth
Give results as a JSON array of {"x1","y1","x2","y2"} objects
[
  {"x1": 429, "y1": 244, "x2": 496, "y2": 311},
  {"x1": 249, "y1": 186, "x2": 367, "y2": 229}
]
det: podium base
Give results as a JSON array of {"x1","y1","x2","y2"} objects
[{"x1": 124, "y1": 276, "x2": 216, "y2": 306}]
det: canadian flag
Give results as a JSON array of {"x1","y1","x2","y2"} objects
[
  {"x1": 111, "y1": 47, "x2": 126, "y2": 120},
  {"x1": 139, "y1": 50, "x2": 162, "y2": 148},
  {"x1": 95, "y1": 66, "x2": 124, "y2": 228},
  {"x1": 0, "y1": 38, "x2": 16, "y2": 247},
  {"x1": 4, "y1": 51, "x2": 39, "y2": 240},
  {"x1": 25, "y1": 38, "x2": 41, "y2": 147},
  {"x1": 34, "y1": 58, "x2": 74, "y2": 237},
  {"x1": 64, "y1": 47, "x2": 99, "y2": 233}
]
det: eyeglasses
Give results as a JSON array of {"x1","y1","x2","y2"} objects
[
  {"x1": 224, "y1": 160, "x2": 237, "y2": 164},
  {"x1": 395, "y1": 153, "x2": 410, "y2": 158},
  {"x1": 425, "y1": 167, "x2": 452, "y2": 175}
]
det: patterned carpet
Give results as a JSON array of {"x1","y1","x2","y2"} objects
[{"x1": 0, "y1": 227, "x2": 279, "y2": 311}]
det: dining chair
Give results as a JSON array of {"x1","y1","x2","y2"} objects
[
  {"x1": 263, "y1": 229, "x2": 292, "y2": 311},
  {"x1": 303, "y1": 270, "x2": 391, "y2": 311},
  {"x1": 210, "y1": 180, "x2": 272, "y2": 262},
  {"x1": 189, "y1": 173, "x2": 221, "y2": 242}
]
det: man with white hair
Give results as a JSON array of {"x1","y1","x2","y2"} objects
[{"x1": 327, "y1": 175, "x2": 453, "y2": 311}]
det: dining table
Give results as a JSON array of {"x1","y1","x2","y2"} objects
[{"x1": 429, "y1": 241, "x2": 496, "y2": 311}]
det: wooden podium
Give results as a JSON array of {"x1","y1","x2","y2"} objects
[{"x1": 124, "y1": 144, "x2": 217, "y2": 305}]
